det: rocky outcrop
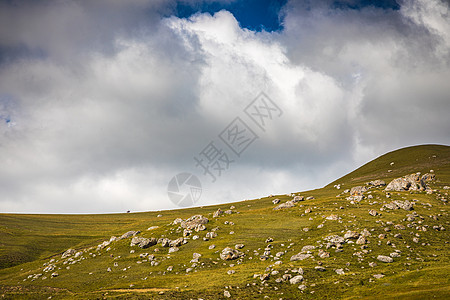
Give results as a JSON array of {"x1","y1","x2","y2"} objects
[
  {"x1": 385, "y1": 172, "x2": 435, "y2": 192},
  {"x1": 177, "y1": 215, "x2": 209, "y2": 231}
]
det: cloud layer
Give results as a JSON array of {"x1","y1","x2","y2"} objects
[{"x1": 0, "y1": 0, "x2": 449, "y2": 213}]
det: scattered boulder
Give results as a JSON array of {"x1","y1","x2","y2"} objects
[
  {"x1": 292, "y1": 196, "x2": 304, "y2": 203},
  {"x1": 369, "y1": 209, "x2": 380, "y2": 216},
  {"x1": 356, "y1": 236, "x2": 367, "y2": 245},
  {"x1": 350, "y1": 186, "x2": 367, "y2": 196},
  {"x1": 324, "y1": 235, "x2": 345, "y2": 245},
  {"x1": 377, "y1": 255, "x2": 393, "y2": 263},
  {"x1": 205, "y1": 232, "x2": 217, "y2": 239},
  {"x1": 168, "y1": 247, "x2": 179, "y2": 254},
  {"x1": 335, "y1": 269, "x2": 345, "y2": 275},
  {"x1": 272, "y1": 198, "x2": 280, "y2": 205},
  {"x1": 61, "y1": 249, "x2": 76, "y2": 259},
  {"x1": 326, "y1": 214, "x2": 340, "y2": 221},
  {"x1": 289, "y1": 275, "x2": 304, "y2": 284},
  {"x1": 347, "y1": 195, "x2": 364, "y2": 202},
  {"x1": 385, "y1": 172, "x2": 434, "y2": 192},
  {"x1": 130, "y1": 237, "x2": 157, "y2": 249},
  {"x1": 220, "y1": 247, "x2": 244, "y2": 260},
  {"x1": 213, "y1": 209, "x2": 223, "y2": 218},
  {"x1": 383, "y1": 200, "x2": 413, "y2": 211},
  {"x1": 120, "y1": 231, "x2": 139, "y2": 240},
  {"x1": 160, "y1": 238, "x2": 171, "y2": 247},
  {"x1": 318, "y1": 249, "x2": 330, "y2": 258},
  {"x1": 344, "y1": 231, "x2": 360, "y2": 239},
  {"x1": 235, "y1": 244, "x2": 245, "y2": 249},
  {"x1": 274, "y1": 201, "x2": 295, "y2": 210},
  {"x1": 367, "y1": 180, "x2": 386, "y2": 187},
  {"x1": 301, "y1": 245, "x2": 315, "y2": 252},
  {"x1": 169, "y1": 237, "x2": 184, "y2": 247},
  {"x1": 179, "y1": 215, "x2": 209, "y2": 231},
  {"x1": 290, "y1": 253, "x2": 311, "y2": 261}
]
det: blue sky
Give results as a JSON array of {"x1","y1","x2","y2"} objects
[
  {"x1": 174, "y1": 0, "x2": 288, "y2": 32},
  {"x1": 173, "y1": 0, "x2": 400, "y2": 32}
]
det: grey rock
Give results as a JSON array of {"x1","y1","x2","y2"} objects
[
  {"x1": 367, "y1": 180, "x2": 386, "y2": 187},
  {"x1": 179, "y1": 215, "x2": 209, "y2": 231},
  {"x1": 273, "y1": 201, "x2": 295, "y2": 210},
  {"x1": 168, "y1": 247, "x2": 179, "y2": 254},
  {"x1": 290, "y1": 253, "x2": 311, "y2": 261},
  {"x1": 377, "y1": 255, "x2": 393, "y2": 263},
  {"x1": 344, "y1": 231, "x2": 360, "y2": 239},
  {"x1": 350, "y1": 186, "x2": 367, "y2": 196},
  {"x1": 213, "y1": 208, "x2": 223, "y2": 218},
  {"x1": 324, "y1": 235, "x2": 345, "y2": 244},
  {"x1": 235, "y1": 244, "x2": 245, "y2": 249},
  {"x1": 61, "y1": 249, "x2": 76, "y2": 259},
  {"x1": 356, "y1": 236, "x2": 367, "y2": 245},
  {"x1": 315, "y1": 266, "x2": 326, "y2": 271},
  {"x1": 289, "y1": 275, "x2": 304, "y2": 284},
  {"x1": 120, "y1": 231, "x2": 139, "y2": 240},
  {"x1": 220, "y1": 247, "x2": 244, "y2": 260},
  {"x1": 335, "y1": 269, "x2": 345, "y2": 275},
  {"x1": 131, "y1": 237, "x2": 157, "y2": 249},
  {"x1": 318, "y1": 249, "x2": 330, "y2": 258},
  {"x1": 292, "y1": 196, "x2": 304, "y2": 203},
  {"x1": 369, "y1": 209, "x2": 380, "y2": 216},
  {"x1": 301, "y1": 245, "x2": 315, "y2": 252},
  {"x1": 170, "y1": 237, "x2": 184, "y2": 247}
]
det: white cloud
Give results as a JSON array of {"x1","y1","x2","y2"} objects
[{"x1": 0, "y1": 1, "x2": 449, "y2": 213}]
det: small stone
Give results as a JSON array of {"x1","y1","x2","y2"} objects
[
  {"x1": 369, "y1": 209, "x2": 380, "y2": 216},
  {"x1": 335, "y1": 269, "x2": 345, "y2": 275}
]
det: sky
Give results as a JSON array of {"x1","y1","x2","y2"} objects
[{"x1": 0, "y1": 0, "x2": 449, "y2": 213}]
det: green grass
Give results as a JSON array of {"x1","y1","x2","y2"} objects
[{"x1": 0, "y1": 144, "x2": 449, "y2": 299}]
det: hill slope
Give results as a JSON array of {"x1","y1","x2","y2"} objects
[{"x1": 0, "y1": 144, "x2": 449, "y2": 299}]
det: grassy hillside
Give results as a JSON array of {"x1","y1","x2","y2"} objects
[{"x1": 0, "y1": 144, "x2": 449, "y2": 299}]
